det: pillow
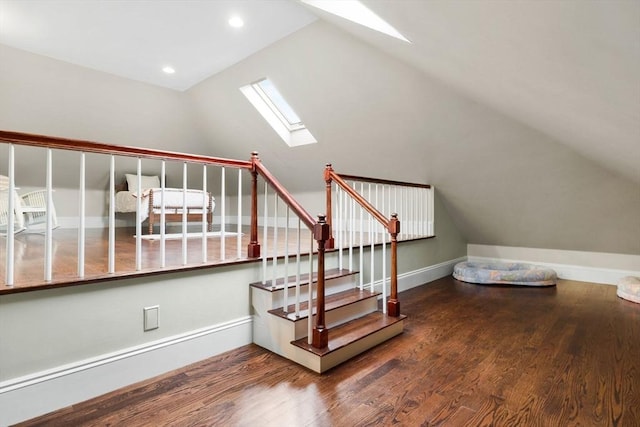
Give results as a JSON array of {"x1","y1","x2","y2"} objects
[{"x1": 125, "y1": 174, "x2": 160, "y2": 191}]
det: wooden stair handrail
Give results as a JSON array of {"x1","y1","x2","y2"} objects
[
  {"x1": 325, "y1": 164, "x2": 402, "y2": 317},
  {"x1": 250, "y1": 153, "x2": 329, "y2": 348},
  {"x1": 336, "y1": 173, "x2": 431, "y2": 189},
  {"x1": 325, "y1": 166, "x2": 390, "y2": 230},
  {"x1": 0, "y1": 130, "x2": 252, "y2": 169},
  {"x1": 251, "y1": 152, "x2": 316, "y2": 230}
]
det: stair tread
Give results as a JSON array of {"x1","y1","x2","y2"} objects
[
  {"x1": 268, "y1": 288, "x2": 381, "y2": 321},
  {"x1": 291, "y1": 311, "x2": 407, "y2": 357},
  {"x1": 250, "y1": 268, "x2": 357, "y2": 292}
]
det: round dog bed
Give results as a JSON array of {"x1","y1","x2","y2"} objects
[
  {"x1": 617, "y1": 276, "x2": 640, "y2": 303},
  {"x1": 453, "y1": 261, "x2": 557, "y2": 286}
]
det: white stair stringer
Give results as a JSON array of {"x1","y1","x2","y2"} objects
[{"x1": 251, "y1": 269, "x2": 406, "y2": 373}]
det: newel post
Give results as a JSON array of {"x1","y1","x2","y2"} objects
[
  {"x1": 312, "y1": 214, "x2": 330, "y2": 349},
  {"x1": 324, "y1": 164, "x2": 335, "y2": 250},
  {"x1": 247, "y1": 151, "x2": 260, "y2": 258},
  {"x1": 387, "y1": 213, "x2": 401, "y2": 317}
]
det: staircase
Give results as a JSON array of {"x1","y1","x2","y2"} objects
[{"x1": 251, "y1": 268, "x2": 406, "y2": 373}]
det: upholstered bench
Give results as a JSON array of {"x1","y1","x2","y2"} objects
[
  {"x1": 617, "y1": 276, "x2": 640, "y2": 304},
  {"x1": 453, "y1": 261, "x2": 557, "y2": 287}
]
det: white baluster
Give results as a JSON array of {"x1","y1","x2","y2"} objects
[
  {"x1": 182, "y1": 162, "x2": 188, "y2": 265},
  {"x1": 160, "y1": 161, "x2": 166, "y2": 268},
  {"x1": 220, "y1": 167, "x2": 226, "y2": 261},
  {"x1": 382, "y1": 225, "x2": 387, "y2": 314},
  {"x1": 359, "y1": 182, "x2": 364, "y2": 290},
  {"x1": 237, "y1": 168, "x2": 242, "y2": 259},
  {"x1": 135, "y1": 158, "x2": 142, "y2": 271},
  {"x1": 78, "y1": 152, "x2": 85, "y2": 278},
  {"x1": 429, "y1": 186, "x2": 435, "y2": 236},
  {"x1": 272, "y1": 192, "x2": 278, "y2": 288},
  {"x1": 283, "y1": 207, "x2": 289, "y2": 313},
  {"x1": 295, "y1": 218, "x2": 301, "y2": 316},
  {"x1": 308, "y1": 235, "x2": 313, "y2": 345},
  {"x1": 5, "y1": 144, "x2": 15, "y2": 286},
  {"x1": 262, "y1": 182, "x2": 268, "y2": 285},
  {"x1": 337, "y1": 185, "x2": 343, "y2": 270},
  {"x1": 44, "y1": 149, "x2": 53, "y2": 281},
  {"x1": 202, "y1": 165, "x2": 207, "y2": 263},
  {"x1": 349, "y1": 182, "x2": 355, "y2": 272},
  {"x1": 108, "y1": 155, "x2": 115, "y2": 274}
]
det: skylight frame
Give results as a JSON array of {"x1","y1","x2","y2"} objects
[
  {"x1": 240, "y1": 78, "x2": 317, "y2": 148},
  {"x1": 251, "y1": 79, "x2": 305, "y2": 132}
]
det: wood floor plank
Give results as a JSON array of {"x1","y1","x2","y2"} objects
[{"x1": 17, "y1": 277, "x2": 640, "y2": 427}]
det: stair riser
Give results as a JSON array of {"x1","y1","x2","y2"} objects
[
  {"x1": 252, "y1": 274, "x2": 358, "y2": 311},
  {"x1": 253, "y1": 296, "x2": 379, "y2": 352},
  {"x1": 290, "y1": 320, "x2": 405, "y2": 373},
  {"x1": 292, "y1": 297, "x2": 379, "y2": 340}
]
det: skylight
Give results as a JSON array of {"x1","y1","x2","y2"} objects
[
  {"x1": 301, "y1": 0, "x2": 410, "y2": 43},
  {"x1": 240, "y1": 78, "x2": 317, "y2": 147},
  {"x1": 254, "y1": 79, "x2": 303, "y2": 130}
]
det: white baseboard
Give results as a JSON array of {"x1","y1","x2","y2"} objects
[
  {"x1": 370, "y1": 256, "x2": 467, "y2": 294},
  {"x1": 397, "y1": 257, "x2": 467, "y2": 292},
  {"x1": 0, "y1": 316, "x2": 252, "y2": 426},
  {"x1": 57, "y1": 216, "x2": 129, "y2": 229},
  {"x1": 467, "y1": 244, "x2": 640, "y2": 285}
]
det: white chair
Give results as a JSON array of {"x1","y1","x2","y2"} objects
[
  {"x1": 20, "y1": 189, "x2": 58, "y2": 230},
  {"x1": 0, "y1": 188, "x2": 26, "y2": 233},
  {"x1": 0, "y1": 175, "x2": 58, "y2": 234}
]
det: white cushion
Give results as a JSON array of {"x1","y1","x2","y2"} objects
[
  {"x1": 617, "y1": 276, "x2": 640, "y2": 304},
  {"x1": 125, "y1": 174, "x2": 160, "y2": 191}
]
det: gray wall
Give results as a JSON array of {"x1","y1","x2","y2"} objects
[
  {"x1": 0, "y1": 190, "x2": 465, "y2": 381},
  {"x1": 0, "y1": 39, "x2": 466, "y2": 381},
  {"x1": 2, "y1": 20, "x2": 637, "y2": 255},
  {"x1": 0, "y1": 264, "x2": 254, "y2": 380},
  {"x1": 188, "y1": 21, "x2": 639, "y2": 255}
]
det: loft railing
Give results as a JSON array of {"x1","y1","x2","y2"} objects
[
  {"x1": 0, "y1": 130, "x2": 255, "y2": 287},
  {"x1": 324, "y1": 164, "x2": 434, "y2": 317},
  {"x1": 1, "y1": 130, "x2": 424, "y2": 351},
  {"x1": 0, "y1": 131, "x2": 332, "y2": 349}
]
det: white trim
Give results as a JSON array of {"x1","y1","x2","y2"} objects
[
  {"x1": 56, "y1": 216, "x2": 128, "y2": 229},
  {"x1": 467, "y1": 244, "x2": 640, "y2": 285},
  {"x1": 397, "y1": 256, "x2": 467, "y2": 291},
  {"x1": 0, "y1": 316, "x2": 252, "y2": 426},
  {"x1": 370, "y1": 256, "x2": 466, "y2": 294}
]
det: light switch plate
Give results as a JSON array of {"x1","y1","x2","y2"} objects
[{"x1": 143, "y1": 305, "x2": 159, "y2": 331}]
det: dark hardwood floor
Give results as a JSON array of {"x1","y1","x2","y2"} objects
[
  {"x1": 1, "y1": 225, "x2": 426, "y2": 293},
  {"x1": 18, "y1": 277, "x2": 640, "y2": 426},
  {"x1": 0, "y1": 225, "x2": 310, "y2": 292}
]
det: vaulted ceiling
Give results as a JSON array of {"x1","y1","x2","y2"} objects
[{"x1": 1, "y1": 0, "x2": 638, "y2": 255}]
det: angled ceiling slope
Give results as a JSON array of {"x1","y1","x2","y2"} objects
[
  {"x1": 304, "y1": 0, "x2": 640, "y2": 184},
  {"x1": 0, "y1": 0, "x2": 317, "y2": 91},
  {"x1": 1, "y1": 0, "x2": 637, "y2": 183}
]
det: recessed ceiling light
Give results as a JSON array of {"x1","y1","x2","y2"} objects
[
  {"x1": 228, "y1": 16, "x2": 244, "y2": 28},
  {"x1": 162, "y1": 66, "x2": 175, "y2": 74}
]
